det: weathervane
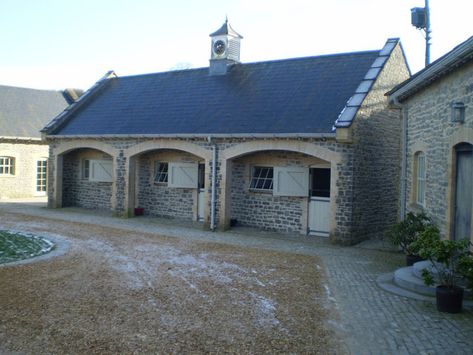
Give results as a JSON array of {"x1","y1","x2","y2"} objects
[{"x1": 411, "y1": 0, "x2": 432, "y2": 67}]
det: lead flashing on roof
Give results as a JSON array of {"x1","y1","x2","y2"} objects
[{"x1": 334, "y1": 38, "x2": 400, "y2": 130}]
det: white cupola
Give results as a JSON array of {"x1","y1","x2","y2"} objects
[{"x1": 209, "y1": 18, "x2": 243, "y2": 75}]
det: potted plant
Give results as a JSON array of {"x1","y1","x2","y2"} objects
[
  {"x1": 412, "y1": 225, "x2": 473, "y2": 313},
  {"x1": 386, "y1": 212, "x2": 432, "y2": 266}
]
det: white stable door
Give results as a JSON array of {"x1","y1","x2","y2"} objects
[
  {"x1": 308, "y1": 168, "x2": 331, "y2": 237},
  {"x1": 197, "y1": 163, "x2": 205, "y2": 222}
]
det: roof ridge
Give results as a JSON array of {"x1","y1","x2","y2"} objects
[
  {"x1": 0, "y1": 84, "x2": 63, "y2": 93},
  {"x1": 115, "y1": 49, "x2": 381, "y2": 82}
]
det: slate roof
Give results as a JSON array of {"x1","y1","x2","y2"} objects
[
  {"x1": 46, "y1": 47, "x2": 392, "y2": 137},
  {"x1": 0, "y1": 85, "x2": 70, "y2": 138}
]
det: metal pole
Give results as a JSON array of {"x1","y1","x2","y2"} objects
[{"x1": 425, "y1": 0, "x2": 431, "y2": 66}]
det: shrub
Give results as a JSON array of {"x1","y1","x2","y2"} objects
[{"x1": 386, "y1": 212, "x2": 432, "y2": 256}]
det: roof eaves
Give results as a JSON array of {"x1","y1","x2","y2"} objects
[
  {"x1": 46, "y1": 133, "x2": 337, "y2": 139},
  {"x1": 388, "y1": 36, "x2": 473, "y2": 102},
  {"x1": 41, "y1": 71, "x2": 117, "y2": 135},
  {"x1": 334, "y1": 38, "x2": 400, "y2": 129}
]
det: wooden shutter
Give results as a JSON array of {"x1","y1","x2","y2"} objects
[
  {"x1": 273, "y1": 167, "x2": 309, "y2": 196},
  {"x1": 90, "y1": 159, "x2": 113, "y2": 182},
  {"x1": 168, "y1": 162, "x2": 198, "y2": 188}
]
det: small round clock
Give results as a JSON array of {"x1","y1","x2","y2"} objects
[{"x1": 213, "y1": 40, "x2": 226, "y2": 56}]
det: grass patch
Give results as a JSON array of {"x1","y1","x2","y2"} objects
[{"x1": 0, "y1": 230, "x2": 54, "y2": 264}]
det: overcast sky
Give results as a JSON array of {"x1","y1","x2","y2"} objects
[{"x1": 0, "y1": 0, "x2": 471, "y2": 90}]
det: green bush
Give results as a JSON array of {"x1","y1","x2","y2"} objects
[
  {"x1": 386, "y1": 212, "x2": 432, "y2": 256},
  {"x1": 412, "y1": 225, "x2": 472, "y2": 289}
]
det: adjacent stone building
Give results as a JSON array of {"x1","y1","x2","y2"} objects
[
  {"x1": 0, "y1": 85, "x2": 74, "y2": 199},
  {"x1": 388, "y1": 36, "x2": 473, "y2": 243},
  {"x1": 42, "y1": 21, "x2": 410, "y2": 244}
]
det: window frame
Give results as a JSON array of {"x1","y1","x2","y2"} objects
[
  {"x1": 154, "y1": 161, "x2": 169, "y2": 184},
  {"x1": 82, "y1": 159, "x2": 90, "y2": 179},
  {"x1": 0, "y1": 156, "x2": 15, "y2": 176},
  {"x1": 249, "y1": 166, "x2": 274, "y2": 192},
  {"x1": 36, "y1": 159, "x2": 48, "y2": 193}
]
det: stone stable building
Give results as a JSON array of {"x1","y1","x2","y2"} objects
[
  {"x1": 388, "y1": 36, "x2": 473, "y2": 243},
  {"x1": 42, "y1": 21, "x2": 410, "y2": 244},
  {"x1": 0, "y1": 85, "x2": 73, "y2": 199}
]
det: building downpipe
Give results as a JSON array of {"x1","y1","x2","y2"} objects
[
  {"x1": 400, "y1": 105, "x2": 408, "y2": 220},
  {"x1": 208, "y1": 136, "x2": 217, "y2": 231}
]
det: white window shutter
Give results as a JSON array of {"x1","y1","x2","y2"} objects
[
  {"x1": 168, "y1": 162, "x2": 198, "y2": 188},
  {"x1": 90, "y1": 160, "x2": 113, "y2": 182},
  {"x1": 273, "y1": 167, "x2": 309, "y2": 196}
]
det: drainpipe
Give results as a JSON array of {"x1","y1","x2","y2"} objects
[
  {"x1": 208, "y1": 136, "x2": 217, "y2": 231},
  {"x1": 392, "y1": 97, "x2": 408, "y2": 220},
  {"x1": 400, "y1": 105, "x2": 408, "y2": 220}
]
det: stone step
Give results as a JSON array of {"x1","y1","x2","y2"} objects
[
  {"x1": 394, "y1": 266, "x2": 436, "y2": 296},
  {"x1": 413, "y1": 260, "x2": 439, "y2": 279},
  {"x1": 394, "y1": 264, "x2": 471, "y2": 297}
]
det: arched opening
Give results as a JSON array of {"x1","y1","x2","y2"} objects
[
  {"x1": 131, "y1": 148, "x2": 207, "y2": 222},
  {"x1": 452, "y1": 142, "x2": 473, "y2": 242},
  {"x1": 61, "y1": 148, "x2": 114, "y2": 211},
  {"x1": 227, "y1": 149, "x2": 334, "y2": 235}
]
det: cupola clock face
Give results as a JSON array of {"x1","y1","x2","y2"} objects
[{"x1": 213, "y1": 40, "x2": 226, "y2": 56}]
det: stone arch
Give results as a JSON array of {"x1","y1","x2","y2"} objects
[
  {"x1": 219, "y1": 140, "x2": 342, "y2": 238},
  {"x1": 51, "y1": 141, "x2": 117, "y2": 210},
  {"x1": 54, "y1": 140, "x2": 118, "y2": 158},
  {"x1": 123, "y1": 140, "x2": 212, "y2": 222},
  {"x1": 124, "y1": 140, "x2": 211, "y2": 160},
  {"x1": 221, "y1": 140, "x2": 342, "y2": 163}
]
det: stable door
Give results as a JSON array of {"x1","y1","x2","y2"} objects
[{"x1": 308, "y1": 168, "x2": 331, "y2": 237}]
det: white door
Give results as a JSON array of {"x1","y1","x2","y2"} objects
[
  {"x1": 197, "y1": 163, "x2": 205, "y2": 222},
  {"x1": 308, "y1": 168, "x2": 331, "y2": 237},
  {"x1": 35, "y1": 159, "x2": 47, "y2": 196}
]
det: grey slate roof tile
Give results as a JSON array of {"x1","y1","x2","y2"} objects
[
  {"x1": 51, "y1": 50, "x2": 380, "y2": 136},
  {"x1": 0, "y1": 85, "x2": 70, "y2": 138}
]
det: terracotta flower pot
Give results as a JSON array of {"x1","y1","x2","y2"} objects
[{"x1": 134, "y1": 207, "x2": 144, "y2": 216}]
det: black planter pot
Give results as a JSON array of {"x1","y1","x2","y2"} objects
[
  {"x1": 406, "y1": 254, "x2": 424, "y2": 266},
  {"x1": 436, "y1": 285, "x2": 464, "y2": 313}
]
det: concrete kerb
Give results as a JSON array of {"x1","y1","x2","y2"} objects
[{"x1": 0, "y1": 232, "x2": 71, "y2": 268}]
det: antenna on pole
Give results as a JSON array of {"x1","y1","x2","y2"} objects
[{"x1": 411, "y1": 0, "x2": 432, "y2": 67}]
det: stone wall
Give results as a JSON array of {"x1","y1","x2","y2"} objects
[
  {"x1": 0, "y1": 140, "x2": 48, "y2": 199},
  {"x1": 404, "y1": 61, "x2": 473, "y2": 238},
  {"x1": 62, "y1": 149, "x2": 113, "y2": 210},
  {"x1": 136, "y1": 150, "x2": 202, "y2": 220},
  {"x1": 350, "y1": 43, "x2": 410, "y2": 242},
  {"x1": 230, "y1": 151, "x2": 324, "y2": 233}
]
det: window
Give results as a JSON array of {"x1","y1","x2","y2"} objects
[
  {"x1": 82, "y1": 159, "x2": 113, "y2": 182},
  {"x1": 415, "y1": 152, "x2": 426, "y2": 206},
  {"x1": 310, "y1": 168, "x2": 331, "y2": 198},
  {"x1": 82, "y1": 159, "x2": 90, "y2": 179},
  {"x1": 198, "y1": 163, "x2": 205, "y2": 189},
  {"x1": 154, "y1": 162, "x2": 168, "y2": 183},
  {"x1": 250, "y1": 166, "x2": 273, "y2": 191},
  {"x1": 36, "y1": 160, "x2": 47, "y2": 192},
  {"x1": 0, "y1": 157, "x2": 15, "y2": 175}
]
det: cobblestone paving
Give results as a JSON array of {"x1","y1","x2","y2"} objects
[{"x1": 1, "y1": 200, "x2": 473, "y2": 354}]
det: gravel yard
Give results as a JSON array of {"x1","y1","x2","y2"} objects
[{"x1": 0, "y1": 211, "x2": 344, "y2": 354}]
